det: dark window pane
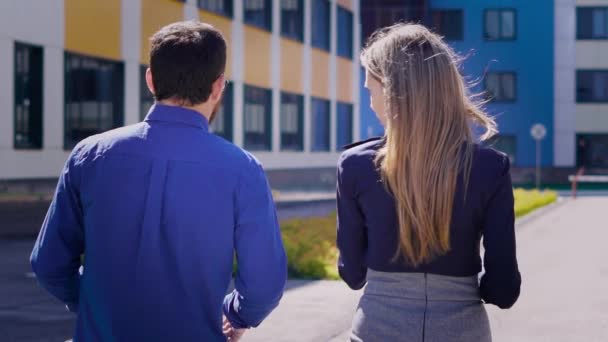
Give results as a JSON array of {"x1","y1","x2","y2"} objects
[
  {"x1": 244, "y1": 0, "x2": 272, "y2": 31},
  {"x1": 337, "y1": 6, "x2": 353, "y2": 58},
  {"x1": 577, "y1": 134, "x2": 608, "y2": 167},
  {"x1": 64, "y1": 53, "x2": 124, "y2": 150},
  {"x1": 14, "y1": 42, "x2": 43, "y2": 149},
  {"x1": 336, "y1": 102, "x2": 353, "y2": 149},
  {"x1": 244, "y1": 85, "x2": 272, "y2": 150},
  {"x1": 211, "y1": 82, "x2": 234, "y2": 141},
  {"x1": 312, "y1": 0, "x2": 330, "y2": 51},
  {"x1": 140, "y1": 65, "x2": 154, "y2": 120},
  {"x1": 280, "y1": 92, "x2": 304, "y2": 151},
  {"x1": 485, "y1": 72, "x2": 516, "y2": 102},
  {"x1": 198, "y1": 0, "x2": 233, "y2": 17},
  {"x1": 311, "y1": 97, "x2": 330, "y2": 151},
  {"x1": 577, "y1": 8, "x2": 594, "y2": 38},
  {"x1": 485, "y1": 9, "x2": 516, "y2": 40},
  {"x1": 431, "y1": 10, "x2": 463, "y2": 41},
  {"x1": 577, "y1": 70, "x2": 608, "y2": 102},
  {"x1": 281, "y1": 0, "x2": 303, "y2": 41}
]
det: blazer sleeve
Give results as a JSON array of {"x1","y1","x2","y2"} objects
[
  {"x1": 336, "y1": 154, "x2": 368, "y2": 290},
  {"x1": 480, "y1": 155, "x2": 521, "y2": 309}
]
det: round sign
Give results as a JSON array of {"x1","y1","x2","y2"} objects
[{"x1": 530, "y1": 123, "x2": 547, "y2": 141}]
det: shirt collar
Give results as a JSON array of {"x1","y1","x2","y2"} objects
[{"x1": 144, "y1": 103, "x2": 209, "y2": 131}]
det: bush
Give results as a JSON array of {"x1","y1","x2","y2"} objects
[
  {"x1": 281, "y1": 188, "x2": 558, "y2": 280},
  {"x1": 280, "y1": 215, "x2": 339, "y2": 280},
  {"x1": 514, "y1": 189, "x2": 558, "y2": 218}
]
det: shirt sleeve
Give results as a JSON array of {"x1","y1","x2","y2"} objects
[
  {"x1": 223, "y1": 162, "x2": 287, "y2": 329},
  {"x1": 480, "y1": 156, "x2": 521, "y2": 309},
  {"x1": 30, "y1": 146, "x2": 85, "y2": 312},
  {"x1": 336, "y1": 156, "x2": 368, "y2": 290}
]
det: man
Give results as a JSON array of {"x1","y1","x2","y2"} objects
[{"x1": 31, "y1": 21, "x2": 287, "y2": 341}]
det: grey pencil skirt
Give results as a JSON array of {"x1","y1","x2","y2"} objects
[{"x1": 350, "y1": 270, "x2": 491, "y2": 342}]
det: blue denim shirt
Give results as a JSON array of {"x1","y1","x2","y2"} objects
[{"x1": 31, "y1": 104, "x2": 287, "y2": 341}]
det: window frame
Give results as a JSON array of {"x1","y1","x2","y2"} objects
[
  {"x1": 576, "y1": 69, "x2": 608, "y2": 103},
  {"x1": 281, "y1": 0, "x2": 304, "y2": 42},
  {"x1": 484, "y1": 71, "x2": 517, "y2": 103},
  {"x1": 577, "y1": 7, "x2": 608, "y2": 40},
  {"x1": 63, "y1": 52, "x2": 125, "y2": 150},
  {"x1": 279, "y1": 91, "x2": 304, "y2": 151},
  {"x1": 337, "y1": 5, "x2": 354, "y2": 59},
  {"x1": 243, "y1": 0, "x2": 273, "y2": 32},
  {"x1": 243, "y1": 84, "x2": 273, "y2": 151},
  {"x1": 484, "y1": 8, "x2": 517, "y2": 41},
  {"x1": 431, "y1": 9, "x2": 464, "y2": 41},
  {"x1": 310, "y1": 97, "x2": 331, "y2": 152},
  {"x1": 14, "y1": 42, "x2": 44, "y2": 150},
  {"x1": 311, "y1": 0, "x2": 331, "y2": 51},
  {"x1": 197, "y1": 0, "x2": 233, "y2": 18},
  {"x1": 336, "y1": 101, "x2": 354, "y2": 150}
]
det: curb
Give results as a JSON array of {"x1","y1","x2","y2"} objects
[{"x1": 515, "y1": 197, "x2": 569, "y2": 228}]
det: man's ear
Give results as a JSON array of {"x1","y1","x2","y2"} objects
[
  {"x1": 211, "y1": 74, "x2": 226, "y2": 102},
  {"x1": 145, "y1": 68, "x2": 155, "y2": 95}
]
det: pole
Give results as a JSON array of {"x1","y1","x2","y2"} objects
[{"x1": 536, "y1": 139, "x2": 541, "y2": 190}]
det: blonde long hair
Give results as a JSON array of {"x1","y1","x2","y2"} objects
[{"x1": 361, "y1": 23, "x2": 497, "y2": 266}]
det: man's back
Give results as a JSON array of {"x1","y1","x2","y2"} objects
[{"x1": 31, "y1": 104, "x2": 287, "y2": 341}]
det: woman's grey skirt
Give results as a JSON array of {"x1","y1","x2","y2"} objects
[{"x1": 350, "y1": 270, "x2": 491, "y2": 342}]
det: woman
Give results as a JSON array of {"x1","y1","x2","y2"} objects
[{"x1": 337, "y1": 23, "x2": 521, "y2": 342}]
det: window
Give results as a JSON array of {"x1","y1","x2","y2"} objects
[
  {"x1": 140, "y1": 65, "x2": 154, "y2": 120},
  {"x1": 311, "y1": 97, "x2": 330, "y2": 151},
  {"x1": 577, "y1": 7, "x2": 608, "y2": 39},
  {"x1": 281, "y1": 0, "x2": 304, "y2": 41},
  {"x1": 484, "y1": 9, "x2": 516, "y2": 41},
  {"x1": 244, "y1": 0, "x2": 272, "y2": 31},
  {"x1": 487, "y1": 135, "x2": 517, "y2": 165},
  {"x1": 576, "y1": 134, "x2": 608, "y2": 168},
  {"x1": 431, "y1": 9, "x2": 464, "y2": 41},
  {"x1": 312, "y1": 0, "x2": 330, "y2": 51},
  {"x1": 280, "y1": 92, "x2": 304, "y2": 151},
  {"x1": 64, "y1": 53, "x2": 124, "y2": 149},
  {"x1": 198, "y1": 0, "x2": 233, "y2": 18},
  {"x1": 577, "y1": 70, "x2": 608, "y2": 102},
  {"x1": 244, "y1": 85, "x2": 272, "y2": 150},
  {"x1": 361, "y1": 5, "x2": 416, "y2": 43},
  {"x1": 211, "y1": 82, "x2": 234, "y2": 141},
  {"x1": 485, "y1": 72, "x2": 516, "y2": 102},
  {"x1": 14, "y1": 42, "x2": 43, "y2": 149},
  {"x1": 336, "y1": 102, "x2": 353, "y2": 149},
  {"x1": 337, "y1": 6, "x2": 354, "y2": 58}
]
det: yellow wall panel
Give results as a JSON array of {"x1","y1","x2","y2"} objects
[
  {"x1": 337, "y1": 0, "x2": 354, "y2": 11},
  {"x1": 244, "y1": 27, "x2": 272, "y2": 88},
  {"x1": 280, "y1": 39, "x2": 303, "y2": 94},
  {"x1": 65, "y1": 0, "x2": 122, "y2": 60},
  {"x1": 311, "y1": 49, "x2": 330, "y2": 99},
  {"x1": 336, "y1": 57, "x2": 353, "y2": 103},
  {"x1": 199, "y1": 11, "x2": 233, "y2": 79},
  {"x1": 140, "y1": 0, "x2": 184, "y2": 65}
]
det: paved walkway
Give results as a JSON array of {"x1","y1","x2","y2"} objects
[{"x1": 2, "y1": 197, "x2": 607, "y2": 341}]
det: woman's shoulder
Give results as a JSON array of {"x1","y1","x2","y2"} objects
[
  {"x1": 339, "y1": 137, "x2": 384, "y2": 165},
  {"x1": 470, "y1": 143, "x2": 512, "y2": 180}
]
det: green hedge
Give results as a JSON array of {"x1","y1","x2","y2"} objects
[
  {"x1": 514, "y1": 189, "x2": 558, "y2": 218},
  {"x1": 282, "y1": 188, "x2": 558, "y2": 280}
]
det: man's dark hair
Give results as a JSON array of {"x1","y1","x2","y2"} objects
[{"x1": 149, "y1": 21, "x2": 227, "y2": 106}]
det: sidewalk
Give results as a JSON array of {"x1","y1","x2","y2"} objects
[{"x1": 243, "y1": 280, "x2": 360, "y2": 342}]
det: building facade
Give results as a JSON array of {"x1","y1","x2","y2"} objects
[
  {"x1": 1, "y1": 0, "x2": 361, "y2": 189},
  {"x1": 359, "y1": 0, "x2": 608, "y2": 177}
]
